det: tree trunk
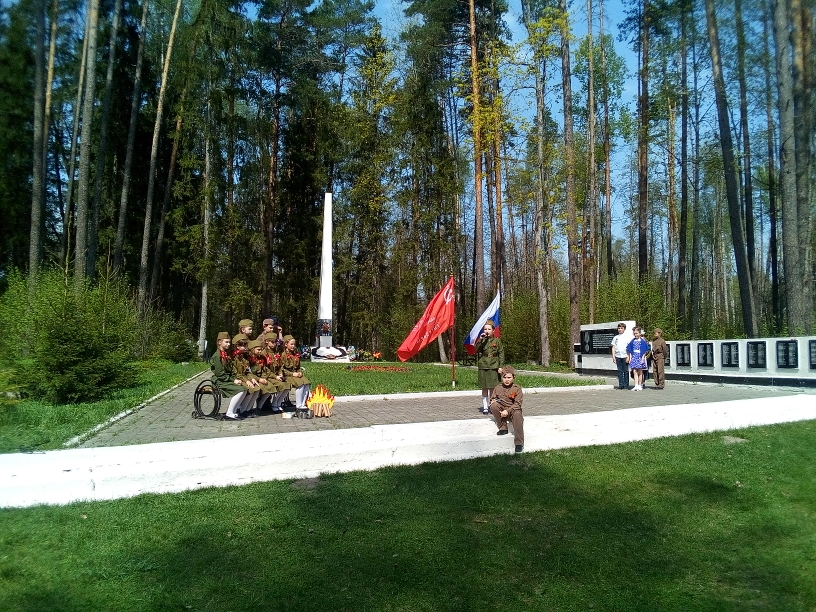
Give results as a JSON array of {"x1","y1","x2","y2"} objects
[
  {"x1": 468, "y1": 0, "x2": 485, "y2": 313},
  {"x1": 113, "y1": 0, "x2": 149, "y2": 272},
  {"x1": 560, "y1": 0, "x2": 580, "y2": 366},
  {"x1": 73, "y1": 0, "x2": 101, "y2": 291},
  {"x1": 790, "y1": 0, "x2": 813, "y2": 333},
  {"x1": 63, "y1": 5, "x2": 91, "y2": 268},
  {"x1": 690, "y1": 15, "x2": 702, "y2": 338},
  {"x1": 637, "y1": 0, "x2": 649, "y2": 282},
  {"x1": 28, "y1": 0, "x2": 46, "y2": 293},
  {"x1": 704, "y1": 0, "x2": 758, "y2": 336},
  {"x1": 772, "y1": 0, "x2": 804, "y2": 333},
  {"x1": 735, "y1": 0, "x2": 757, "y2": 303},
  {"x1": 677, "y1": 5, "x2": 689, "y2": 329},
  {"x1": 88, "y1": 0, "x2": 123, "y2": 280},
  {"x1": 137, "y1": 0, "x2": 182, "y2": 311},
  {"x1": 521, "y1": 0, "x2": 551, "y2": 366},
  {"x1": 600, "y1": 0, "x2": 614, "y2": 281},
  {"x1": 198, "y1": 97, "x2": 212, "y2": 360},
  {"x1": 586, "y1": 0, "x2": 597, "y2": 323},
  {"x1": 149, "y1": 110, "x2": 183, "y2": 301},
  {"x1": 761, "y1": 0, "x2": 780, "y2": 332}
]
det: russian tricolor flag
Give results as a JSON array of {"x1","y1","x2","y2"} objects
[{"x1": 464, "y1": 292, "x2": 501, "y2": 355}]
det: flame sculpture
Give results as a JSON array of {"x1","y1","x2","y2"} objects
[{"x1": 306, "y1": 384, "x2": 335, "y2": 417}]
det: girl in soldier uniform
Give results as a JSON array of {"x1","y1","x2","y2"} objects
[
  {"x1": 231, "y1": 334, "x2": 262, "y2": 417},
  {"x1": 209, "y1": 332, "x2": 247, "y2": 420},
  {"x1": 281, "y1": 334, "x2": 310, "y2": 414},
  {"x1": 263, "y1": 334, "x2": 289, "y2": 413},
  {"x1": 474, "y1": 320, "x2": 505, "y2": 414},
  {"x1": 248, "y1": 339, "x2": 285, "y2": 412}
]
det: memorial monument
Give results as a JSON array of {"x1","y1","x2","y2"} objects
[{"x1": 312, "y1": 192, "x2": 350, "y2": 362}]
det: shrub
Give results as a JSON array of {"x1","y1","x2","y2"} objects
[{"x1": 0, "y1": 269, "x2": 195, "y2": 403}]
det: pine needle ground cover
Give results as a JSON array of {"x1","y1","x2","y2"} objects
[
  {"x1": 1, "y1": 421, "x2": 814, "y2": 611},
  {"x1": 0, "y1": 361, "x2": 208, "y2": 453}
]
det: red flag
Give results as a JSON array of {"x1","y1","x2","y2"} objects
[{"x1": 397, "y1": 277, "x2": 455, "y2": 362}]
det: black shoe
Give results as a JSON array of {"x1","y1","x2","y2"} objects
[
  {"x1": 244, "y1": 410, "x2": 258, "y2": 419},
  {"x1": 515, "y1": 445, "x2": 523, "y2": 453},
  {"x1": 497, "y1": 429, "x2": 509, "y2": 436}
]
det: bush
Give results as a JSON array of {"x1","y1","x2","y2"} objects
[
  {"x1": 0, "y1": 269, "x2": 195, "y2": 403},
  {"x1": 18, "y1": 300, "x2": 137, "y2": 403}
]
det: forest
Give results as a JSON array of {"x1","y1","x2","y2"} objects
[{"x1": 0, "y1": 0, "x2": 814, "y2": 365}]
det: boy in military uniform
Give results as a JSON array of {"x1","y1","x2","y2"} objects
[
  {"x1": 209, "y1": 332, "x2": 247, "y2": 421},
  {"x1": 231, "y1": 333, "x2": 261, "y2": 417},
  {"x1": 474, "y1": 319, "x2": 505, "y2": 414},
  {"x1": 238, "y1": 319, "x2": 254, "y2": 340},
  {"x1": 651, "y1": 328, "x2": 668, "y2": 389},
  {"x1": 489, "y1": 366, "x2": 524, "y2": 453},
  {"x1": 281, "y1": 334, "x2": 310, "y2": 416}
]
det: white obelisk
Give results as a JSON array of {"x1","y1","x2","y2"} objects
[{"x1": 316, "y1": 192, "x2": 333, "y2": 349}]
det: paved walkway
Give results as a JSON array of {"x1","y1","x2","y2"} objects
[
  {"x1": 2, "y1": 372, "x2": 815, "y2": 508},
  {"x1": 78, "y1": 370, "x2": 809, "y2": 447}
]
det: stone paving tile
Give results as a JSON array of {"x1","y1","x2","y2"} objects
[{"x1": 79, "y1": 370, "x2": 810, "y2": 448}]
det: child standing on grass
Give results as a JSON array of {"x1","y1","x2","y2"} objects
[
  {"x1": 209, "y1": 332, "x2": 246, "y2": 420},
  {"x1": 489, "y1": 366, "x2": 524, "y2": 453},
  {"x1": 474, "y1": 319, "x2": 504, "y2": 414}
]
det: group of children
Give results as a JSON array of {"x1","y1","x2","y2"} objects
[
  {"x1": 209, "y1": 318, "x2": 311, "y2": 421},
  {"x1": 474, "y1": 319, "x2": 524, "y2": 453},
  {"x1": 610, "y1": 323, "x2": 668, "y2": 391}
]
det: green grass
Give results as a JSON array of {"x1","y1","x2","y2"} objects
[
  {"x1": 1, "y1": 421, "x2": 814, "y2": 611},
  {"x1": 304, "y1": 361, "x2": 600, "y2": 395},
  {"x1": 0, "y1": 360, "x2": 208, "y2": 453}
]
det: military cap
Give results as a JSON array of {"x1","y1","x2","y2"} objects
[
  {"x1": 263, "y1": 333, "x2": 277, "y2": 343},
  {"x1": 232, "y1": 333, "x2": 248, "y2": 344},
  {"x1": 262, "y1": 318, "x2": 275, "y2": 326},
  {"x1": 247, "y1": 339, "x2": 263, "y2": 350},
  {"x1": 217, "y1": 331, "x2": 230, "y2": 341},
  {"x1": 238, "y1": 319, "x2": 254, "y2": 328},
  {"x1": 283, "y1": 334, "x2": 295, "y2": 343}
]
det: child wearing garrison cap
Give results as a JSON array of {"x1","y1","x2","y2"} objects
[
  {"x1": 231, "y1": 334, "x2": 262, "y2": 417},
  {"x1": 238, "y1": 319, "x2": 254, "y2": 340},
  {"x1": 262, "y1": 334, "x2": 288, "y2": 413},
  {"x1": 474, "y1": 319, "x2": 505, "y2": 414},
  {"x1": 248, "y1": 338, "x2": 285, "y2": 412},
  {"x1": 280, "y1": 334, "x2": 310, "y2": 417},
  {"x1": 209, "y1": 332, "x2": 247, "y2": 420}
]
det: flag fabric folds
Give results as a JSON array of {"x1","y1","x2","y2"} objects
[
  {"x1": 464, "y1": 292, "x2": 501, "y2": 355},
  {"x1": 397, "y1": 277, "x2": 455, "y2": 362}
]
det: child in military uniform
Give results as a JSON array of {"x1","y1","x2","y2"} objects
[
  {"x1": 209, "y1": 332, "x2": 247, "y2": 420},
  {"x1": 489, "y1": 366, "x2": 524, "y2": 453},
  {"x1": 231, "y1": 334, "x2": 262, "y2": 417},
  {"x1": 262, "y1": 334, "x2": 289, "y2": 413},
  {"x1": 474, "y1": 319, "x2": 505, "y2": 414},
  {"x1": 281, "y1": 334, "x2": 310, "y2": 415},
  {"x1": 238, "y1": 319, "x2": 254, "y2": 340},
  {"x1": 248, "y1": 338, "x2": 285, "y2": 412}
]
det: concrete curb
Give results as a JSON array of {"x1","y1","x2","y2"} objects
[{"x1": 3, "y1": 394, "x2": 814, "y2": 508}]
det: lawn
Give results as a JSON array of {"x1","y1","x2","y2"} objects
[
  {"x1": 0, "y1": 360, "x2": 208, "y2": 453},
  {"x1": 301, "y1": 361, "x2": 600, "y2": 396},
  {"x1": 1, "y1": 420, "x2": 814, "y2": 611}
]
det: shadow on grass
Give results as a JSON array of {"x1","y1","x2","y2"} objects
[{"x1": 2, "y1": 431, "x2": 815, "y2": 612}]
